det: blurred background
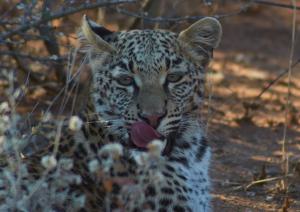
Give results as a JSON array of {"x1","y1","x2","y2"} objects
[{"x1": 0, "y1": 0, "x2": 300, "y2": 211}]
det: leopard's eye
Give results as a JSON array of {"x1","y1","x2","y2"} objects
[
  {"x1": 116, "y1": 75, "x2": 134, "y2": 86},
  {"x1": 166, "y1": 73, "x2": 184, "y2": 83}
]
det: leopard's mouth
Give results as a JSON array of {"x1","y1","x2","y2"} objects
[{"x1": 128, "y1": 121, "x2": 174, "y2": 155}]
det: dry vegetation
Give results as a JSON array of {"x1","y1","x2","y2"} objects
[{"x1": 0, "y1": 0, "x2": 300, "y2": 211}]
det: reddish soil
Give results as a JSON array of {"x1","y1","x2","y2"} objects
[{"x1": 207, "y1": 5, "x2": 300, "y2": 211}]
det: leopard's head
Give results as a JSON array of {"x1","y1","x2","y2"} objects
[{"x1": 80, "y1": 16, "x2": 222, "y2": 152}]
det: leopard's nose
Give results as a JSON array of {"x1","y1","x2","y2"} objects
[{"x1": 138, "y1": 112, "x2": 166, "y2": 128}]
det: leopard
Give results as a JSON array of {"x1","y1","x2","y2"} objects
[{"x1": 19, "y1": 15, "x2": 222, "y2": 212}]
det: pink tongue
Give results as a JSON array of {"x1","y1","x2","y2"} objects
[{"x1": 130, "y1": 122, "x2": 161, "y2": 148}]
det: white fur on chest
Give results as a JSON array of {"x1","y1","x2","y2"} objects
[
  {"x1": 172, "y1": 120, "x2": 211, "y2": 211},
  {"x1": 187, "y1": 147, "x2": 211, "y2": 212}
]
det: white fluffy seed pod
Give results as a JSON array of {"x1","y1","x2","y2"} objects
[
  {"x1": 0, "y1": 102, "x2": 9, "y2": 113},
  {"x1": 99, "y1": 143, "x2": 123, "y2": 159},
  {"x1": 68, "y1": 116, "x2": 83, "y2": 131},
  {"x1": 41, "y1": 155, "x2": 57, "y2": 170},
  {"x1": 88, "y1": 159, "x2": 100, "y2": 173}
]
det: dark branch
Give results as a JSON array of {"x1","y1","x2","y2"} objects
[
  {"x1": 38, "y1": 0, "x2": 65, "y2": 82},
  {"x1": 115, "y1": 2, "x2": 252, "y2": 24},
  {"x1": 114, "y1": 0, "x2": 300, "y2": 24},
  {"x1": 0, "y1": 0, "x2": 136, "y2": 41},
  {"x1": 253, "y1": 0, "x2": 300, "y2": 10},
  {"x1": 0, "y1": 51, "x2": 65, "y2": 63}
]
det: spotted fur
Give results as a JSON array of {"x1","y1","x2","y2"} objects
[{"x1": 23, "y1": 16, "x2": 222, "y2": 211}]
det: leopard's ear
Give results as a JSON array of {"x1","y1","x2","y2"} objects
[
  {"x1": 178, "y1": 17, "x2": 222, "y2": 66},
  {"x1": 80, "y1": 15, "x2": 116, "y2": 53}
]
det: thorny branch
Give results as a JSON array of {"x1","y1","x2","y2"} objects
[
  {"x1": 0, "y1": 0, "x2": 136, "y2": 41},
  {"x1": 0, "y1": 0, "x2": 137, "y2": 84},
  {"x1": 2, "y1": 0, "x2": 298, "y2": 44},
  {"x1": 1, "y1": 0, "x2": 299, "y2": 87}
]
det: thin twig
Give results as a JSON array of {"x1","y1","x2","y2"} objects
[
  {"x1": 43, "y1": 55, "x2": 88, "y2": 116},
  {"x1": 0, "y1": 20, "x2": 20, "y2": 25},
  {"x1": 4, "y1": 43, "x2": 40, "y2": 84},
  {"x1": 115, "y1": 7, "x2": 205, "y2": 23},
  {"x1": 128, "y1": 0, "x2": 152, "y2": 29},
  {"x1": 0, "y1": 51, "x2": 65, "y2": 63},
  {"x1": 114, "y1": 0, "x2": 300, "y2": 25},
  {"x1": 281, "y1": 0, "x2": 297, "y2": 193},
  {"x1": 253, "y1": 0, "x2": 300, "y2": 10},
  {"x1": 0, "y1": 0, "x2": 136, "y2": 41},
  {"x1": 1, "y1": 23, "x2": 40, "y2": 84},
  {"x1": 245, "y1": 174, "x2": 293, "y2": 190},
  {"x1": 114, "y1": 2, "x2": 253, "y2": 23},
  {"x1": 255, "y1": 58, "x2": 300, "y2": 100}
]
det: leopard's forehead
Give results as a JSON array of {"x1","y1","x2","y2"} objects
[{"x1": 111, "y1": 29, "x2": 180, "y2": 75}]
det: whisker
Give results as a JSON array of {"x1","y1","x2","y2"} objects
[
  {"x1": 84, "y1": 111, "x2": 122, "y2": 117},
  {"x1": 84, "y1": 120, "x2": 123, "y2": 124}
]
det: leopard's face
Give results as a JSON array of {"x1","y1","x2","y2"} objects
[
  {"x1": 91, "y1": 31, "x2": 199, "y2": 137},
  {"x1": 81, "y1": 16, "x2": 222, "y2": 148}
]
